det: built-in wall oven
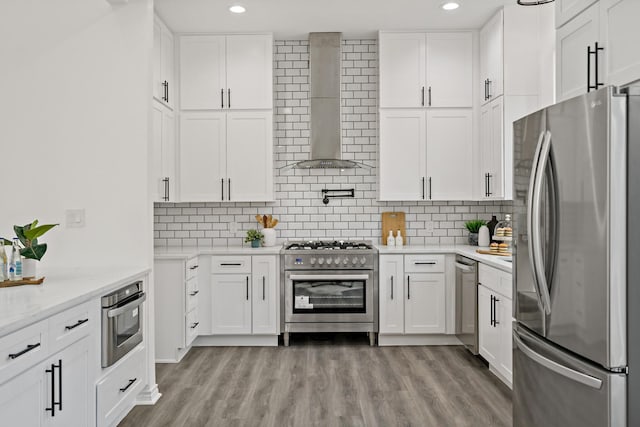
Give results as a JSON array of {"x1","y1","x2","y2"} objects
[
  {"x1": 281, "y1": 240, "x2": 378, "y2": 346},
  {"x1": 101, "y1": 281, "x2": 146, "y2": 367}
]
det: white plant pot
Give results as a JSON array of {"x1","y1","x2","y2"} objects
[
  {"x1": 262, "y1": 228, "x2": 276, "y2": 247},
  {"x1": 22, "y1": 258, "x2": 37, "y2": 279}
]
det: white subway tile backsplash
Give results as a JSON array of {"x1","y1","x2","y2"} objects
[{"x1": 154, "y1": 39, "x2": 511, "y2": 248}]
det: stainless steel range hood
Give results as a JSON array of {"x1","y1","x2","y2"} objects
[{"x1": 293, "y1": 32, "x2": 358, "y2": 169}]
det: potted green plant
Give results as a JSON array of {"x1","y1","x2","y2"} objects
[
  {"x1": 14, "y1": 220, "x2": 59, "y2": 279},
  {"x1": 464, "y1": 220, "x2": 486, "y2": 246},
  {"x1": 245, "y1": 229, "x2": 264, "y2": 248}
]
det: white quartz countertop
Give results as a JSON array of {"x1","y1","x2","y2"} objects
[
  {"x1": 155, "y1": 244, "x2": 512, "y2": 273},
  {"x1": 0, "y1": 266, "x2": 150, "y2": 337}
]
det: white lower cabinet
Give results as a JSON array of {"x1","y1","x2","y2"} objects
[
  {"x1": 0, "y1": 362, "x2": 45, "y2": 426},
  {"x1": 210, "y1": 255, "x2": 278, "y2": 336},
  {"x1": 154, "y1": 256, "x2": 201, "y2": 362},
  {"x1": 478, "y1": 264, "x2": 513, "y2": 387},
  {"x1": 379, "y1": 254, "x2": 447, "y2": 339}
]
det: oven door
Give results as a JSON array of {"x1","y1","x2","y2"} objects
[
  {"x1": 285, "y1": 271, "x2": 374, "y2": 323},
  {"x1": 102, "y1": 292, "x2": 146, "y2": 367}
]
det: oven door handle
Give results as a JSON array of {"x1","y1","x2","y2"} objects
[
  {"x1": 289, "y1": 274, "x2": 370, "y2": 281},
  {"x1": 107, "y1": 293, "x2": 147, "y2": 318}
]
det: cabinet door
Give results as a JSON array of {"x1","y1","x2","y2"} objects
[
  {"x1": 600, "y1": 0, "x2": 640, "y2": 88},
  {"x1": 179, "y1": 36, "x2": 226, "y2": 110},
  {"x1": 162, "y1": 107, "x2": 176, "y2": 201},
  {"x1": 480, "y1": 10, "x2": 504, "y2": 104},
  {"x1": 379, "y1": 33, "x2": 426, "y2": 108},
  {"x1": 161, "y1": 28, "x2": 174, "y2": 109},
  {"x1": 556, "y1": 2, "x2": 600, "y2": 101},
  {"x1": 211, "y1": 274, "x2": 252, "y2": 334},
  {"x1": 426, "y1": 109, "x2": 472, "y2": 200},
  {"x1": 478, "y1": 285, "x2": 500, "y2": 366},
  {"x1": 556, "y1": 0, "x2": 599, "y2": 28},
  {"x1": 497, "y1": 298, "x2": 513, "y2": 383},
  {"x1": 378, "y1": 109, "x2": 426, "y2": 201},
  {"x1": 153, "y1": 20, "x2": 163, "y2": 103},
  {"x1": 151, "y1": 103, "x2": 164, "y2": 202},
  {"x1": 379, "y1": 255, "x2": 405, "y2": 334},
  {"x1": 152, "y1": 103, "x2": 176, "y2": 202},
  {"x1": 226, "y1": 111, "x2": 274, "y2": 201},
  {"x1": 179, "y1": 112, "x2": 226, "y2": 201},
  {"x1": 404, "y1": 273, "x2": 445, "y2": 334},
  {"x1": 0, "y1": 364, "x2": 45, "y2": 426},
  {"x1": 252, "y1": 256, "x2": 277, "y2": 335},
  {"x1": 479, "y1": 98, "x2": 504, "y2": 200},
  {"x1": 226, "y1": 35, "x2": 273, "y2": 110},
  {"x1": 47, "y1": 337, "x2": 91, "y2": 427},
  {"x1": 426, "y1": 33, "x2": 473, "y2": 108}
]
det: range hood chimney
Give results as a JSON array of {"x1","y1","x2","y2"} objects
[{"x1": 294, "y1": 32, "x2": 358, "y2": 169}]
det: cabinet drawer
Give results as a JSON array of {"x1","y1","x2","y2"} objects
[
  {"x1": 185, "y1": 308, "x2": 199, "y2": 347},
  {"x1": 211, "y1": 256, "x2": 252, "y2": 274},
  {"x1": 404, "y1": 254, "x2": 445, "y2": 273},
  {"x1": 0, "y1": 320, "x2": 48, "y2": 384},
  {"x1": 186, "y1": 277, "x2": 199, "y2": 312},
  {"x1": 478, "y1": 263, "x2": 499, "y2": 293},
  {"x1": 48, "y1": 300, "x2": 93, "y2": 354},
  {"x1": 97, "y1": 344, "x2": 146, "y2": 427},
  {"x1": 186, "y1": 257, "x2": 199, "y2": 280}
]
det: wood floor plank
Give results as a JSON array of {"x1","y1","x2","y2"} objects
[{"x1": 119, "y1": 335, "x2": 512, "y2": 427}]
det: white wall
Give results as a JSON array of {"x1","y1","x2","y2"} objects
[{"x1": 0, "y1": 0, "x2": 153, "y2": 270}]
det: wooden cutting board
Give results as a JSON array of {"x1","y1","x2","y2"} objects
[
  {"x1": 0, "y1": 277, "x2": 45, "y2": 288},
  {"x1": 476, "y1": 250, "x2": 512, "y2": 257},
  {"x1": 381, "y1": 212, "x2": 406, "y2": 245}
]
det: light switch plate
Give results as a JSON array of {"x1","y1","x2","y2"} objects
[{"x1": 65, "y1": 209, "x2": 86, "y2": 228}]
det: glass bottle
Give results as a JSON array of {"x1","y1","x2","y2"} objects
[{"x1": 10, "y1": 238, "x2": 22, "y2": 281}]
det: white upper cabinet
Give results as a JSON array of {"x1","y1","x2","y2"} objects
[
  {"x1": 426, "y1": 109, "x2": 473, "y2": 200},
  {"x1": 153, "y1": 16, "x2": 174, "y2": 109},
  {"x1": 379, "y1": 31, "x2": 472, "y2": 109},
  {"x1": 180, "y1": 34, "x2": 273, "y2": 110},
  {"x1": 151, "y1": 102, "x2": 176, "y2": 202},
  {"x1": 378, "y1": 109, "x2": 426, "y2": 201},
  {"x1": 426, "y1": 33, "x2": 473, "y2": 108},
  {"x1": 556, "y1": 0, "x2": 599, "y2": 28},
  {"x1": 479, "y1": 98, "x2": 504, "y2": 200},
  {"x1": 599, "y1": 0, "x2": 640, "y2": 88},
  {"x1": 379, "y1": 33, "x2": 425, "y2": 108},
  {"x1": 480, "y1": 11, "x2": 504, "y2": 104},
  {"x1": 556, "y1": 0, "x2": 640, "y2": 102},
  {"x1": 556, "y1": 3, "x2": 600, "y2": 101}
]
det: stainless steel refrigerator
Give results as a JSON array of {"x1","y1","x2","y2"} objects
[{"x1": 512, "y1": 85, "x2": 640, "y2": 427}]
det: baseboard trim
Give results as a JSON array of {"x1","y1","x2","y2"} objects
[
  {"x1": 489, "y1": 365, "x2": 513, "y2": 389},
  {"x1": 194, "y1": 335, "x2": 278, "y2": 347},
  {"x1": 378, "y1": 334, "x2": 462, "y2": 346},
  {"x1": 135, "y1": 384, "x2": 162, "y2": 405}
]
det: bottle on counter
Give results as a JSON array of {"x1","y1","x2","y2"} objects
[
  {"x1": 487, "y1": 215, "x2": 498, "y2": 243},
  {"x1": 10, "y1": 238, "x2": 22, "y2": 281},
  {"x1": 386, "y1": 230, "x2": 395, "y2": 247},
  {"x1": 0, "y1": 239, "x2": 7, "y2": 281},
  {"x1": 395, "y1": 230, "x2": 403, "y2": 248}
]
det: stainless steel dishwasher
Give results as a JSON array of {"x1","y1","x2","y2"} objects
[{"x1": 455, "y1": 255, "x2": 478, "y2": 355}]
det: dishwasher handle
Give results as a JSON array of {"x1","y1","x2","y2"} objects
[{"x1": 455, "y1": 262, "x2": 475, "y2": 273}]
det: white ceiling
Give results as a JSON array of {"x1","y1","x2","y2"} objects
[{"x1": 155, "y1": 0, "x2": 516, "y2": 38}]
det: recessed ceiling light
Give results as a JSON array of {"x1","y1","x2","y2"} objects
[
  {"x1": 229, "y1": 5, "x2": 246, "y2": 14},
  {"x1": 442, "y1": 2, "x2": 460, "y2": 10}
]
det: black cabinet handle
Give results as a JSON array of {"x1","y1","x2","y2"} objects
[
  {"x1": 490, "y1": 295, "x2": 494, "y2": 327},
  {"x1": 587, "y1": 42, "x2": 604, "y2": 92},
  {"x1": 228, "y1": 88, "x2": 231, "y2": 108},
  {"x1": 421, "y1": 86, "x2": 425, "y2": 106},
  {"x1": 428, "y1": 177, "x2": 432, "y2": 200},
  {"x1": 246, "y1": 276, "x2": 249, "y2": 301},
  {"x1": 57, "y1": 360, "x2": 62, "y2": 411},
  {"x1": 390, "y1": 276, "x2": 394, "y2": 300},
  {"x1": 487, "y1": 173, "x2": 492, "y2": 197},
  {"x1": 494, "y1": 297, "x2": 500, "y2": 326},
  {"x1": 189, "y1": 290, "x2": 199, "y2": 296},
  {"x1": 162, "y1": 177, "x2": 170, "y2": 201},
  {"x1": 414, "y1": 261, "x2": 436, "y2": 265},
  {"x1": 8, "y1": 342, "x2": 40, "y2": 359},
  {"x1": 407, "y1": 275, "x2": 411, "y2": 300},
  {"x1": 221, "y1": 88, "x2": 224, "y2": 108},
  {"x1": 262, "y1": 276, "x2": 266, "y2": 300},
  {"x1": 65, "y1": 318, "x2": 89, "y2": 331},
  {"x1": 191, "y1": 322, "x2": 200, "y2": 329},
  {"x1": 162, "y1": 80, "x2": 168, "y2": 102},
  {"x1": 487, "y1": 79, "x2": 492, "y2": 99},
  {"x1": 221, "y1": 178, "x2": 224, "y2": 201},
  {"x1": 46, "y1": 363, "x2": 56, "y2": 416},
  {"x1": 228, "y1": 179, "x2": 231, "y2": 200},
  {"x1": 189, "y1": 265, "x2": 199, "y2": 270},
  {"x1": 120, "y1": 378, "x2": 137, "y2": 393},
  {"x1": 428, "y1": 86, "x2": 432, "y2": 106},
  {"x1": 220, "y1": 263, "x2": 242, "y2": 266},
  {"x1": 484, "y1": 79, "x2": 488, "y2": 100},
  {"x1": 421, "y1": 177, "x2": 425, "y2": 200}
]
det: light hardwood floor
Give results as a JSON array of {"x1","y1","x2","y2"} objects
[{"x1": 120, "y1": 334, "x2": 512, "y2": 427}]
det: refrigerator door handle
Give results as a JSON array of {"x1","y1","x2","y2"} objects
[
  {"x1": 513, "y1": 332, "x2": 603, "y2": 390},
  {"x1": 532, "y1": 130, "x2": 553, "y2": 315},
  {"x1": 527, "y1": 130, "x2": 551, "y2": 315}
]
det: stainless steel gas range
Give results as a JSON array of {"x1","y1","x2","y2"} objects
[{"x1": 280, "y1": 240, "x2": 378, "y2": 346}]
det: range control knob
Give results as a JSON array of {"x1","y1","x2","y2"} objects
[
  {"x1": 360, "y1": 257, "x2": 367, "y2": 265},
  {"x1": 318, "y1": 258, "x2": 325, "y2": 265},
  {"x1": 334, "y1": 257, "x2": 341, "y2": 265},
  {"x1": 352, "y1": 257, "x2": 358, "y2": 265},
  {"x1": 326, "y1": 258, "x2": 333, "y2": 265},
  {"x1": 310, "y1": 258, "x2": 317, "y2": 265},
  {"x1": 343, "y1": 258, "x2": 349, "y2": 265}
]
